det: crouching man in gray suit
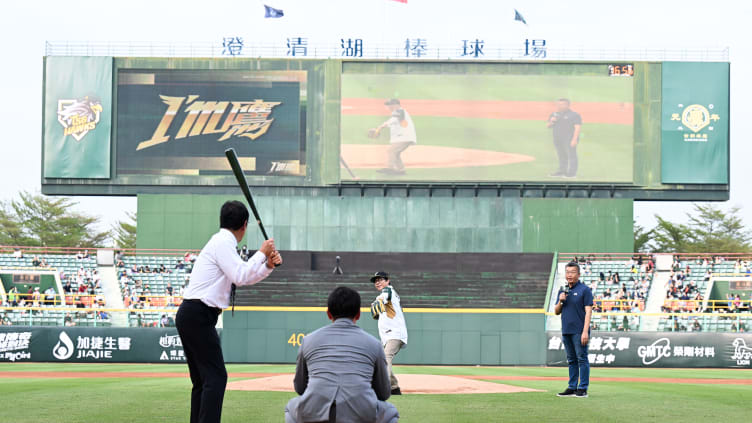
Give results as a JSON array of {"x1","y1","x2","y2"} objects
[{"x1": 285, "y1": 286, "x2": 399, "y2": 423}]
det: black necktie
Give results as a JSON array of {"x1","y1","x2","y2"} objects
[{"x1": 230, "y1": 283, "x2": 236, "y2": 316}]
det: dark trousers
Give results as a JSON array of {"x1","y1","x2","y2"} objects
[
  {"x1": 176, "y1": 300, "x2": 227, "y2": 423},
  {"x1": 561, "y1": 333, "x2": 589, "y2": 391},
  {"x1": 553, "y1": 138, "x2": 578, "y2": 176}
]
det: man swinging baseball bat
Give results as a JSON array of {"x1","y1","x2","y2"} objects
[{"x1": 176, "y1": 149, "x2": 282, "y2": 423}]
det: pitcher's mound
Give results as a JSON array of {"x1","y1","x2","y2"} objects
[
  {"x1": 341, "y1": 144, "x2": 535, "y2": 169},
  {"x1": 227, "y1": 374, "x2": 542, "y2": 395}
]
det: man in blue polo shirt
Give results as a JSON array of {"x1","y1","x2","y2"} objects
[{"x1": 555, "y1": 261, "x2": 593, "y2": 398}]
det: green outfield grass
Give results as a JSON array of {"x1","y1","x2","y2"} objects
[
  {"x1": 0, "y1": 363, "x2": 748, "y2": 423},
  {"x1": 342, "y1": 74, "x2": 633, "y2": 103},
  {"x1": 341, "y1": 115, "x2": 633, "y2": 182}
]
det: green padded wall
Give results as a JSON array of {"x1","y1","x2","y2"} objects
[
  {"x1": 221, "y1": 310, "x2": 546, "y2": 365},
  {"x1": 521, "y1": 198, "x2": 633, "y2": 253},
  {"x1": 137, "y1": 194, "x2": 523, "y2": 253}
]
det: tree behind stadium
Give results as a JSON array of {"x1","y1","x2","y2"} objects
[
  {"x1": 650, "y1": 204, "x2": 751, "y2": 253},
  {"x1": 0, "y1": 191, "x2": 108, "y2": 247}
]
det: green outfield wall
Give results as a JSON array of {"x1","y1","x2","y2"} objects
[
  {"x1": 221, "y1": 310, "x2": 547, "y2": 365},
  {"x1": 137, "y1": 194, "x2": 632, "y2": 253}
]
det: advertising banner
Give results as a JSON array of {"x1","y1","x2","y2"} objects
[
  {"x1": 0, "y1": 327, "x2": 185, "y2": 363},
  {"x1": 546, "y1": 331, "x2": 752, "y2": 368},
  {"x1": 43, "y1": 56, "x2": 113, "y2": 179},
  {"x1": 661, "y1": 62, "x2": 729, "y2": 184},
  {"x1": 116, "y1": 69, "x2": 306, "y2": 177}
]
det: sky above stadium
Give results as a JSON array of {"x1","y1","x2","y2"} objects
[{"x1": 0, "y1": 0, "x2": 749, "y2": 239}]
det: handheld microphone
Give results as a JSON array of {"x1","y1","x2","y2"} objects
[{"x1": 559, "y1": 284, "x2": 570, "y2": 304}]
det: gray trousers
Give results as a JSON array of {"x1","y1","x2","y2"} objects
[
  {"x1": 284, "y1": 397, "x2": 399, "y2": 423},
  {"x1": 384, "y1": 340, "x2": 404, "y2": 390},
  {"x1": 387, "y1": 142, "x2": 414, "y2": 172}
]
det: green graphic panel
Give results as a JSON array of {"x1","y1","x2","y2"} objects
[
  {"x1": 43, "y1": 56, "x2": 112, "y2": 178},
  {"x1": 661, "y1": 62, "x2": 729, "y2": 184}
]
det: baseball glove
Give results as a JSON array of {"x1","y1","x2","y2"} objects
[
  {"x1": 371, "y1": 299, "x2": 386, "y2": 319},
  {"x1": 367, "y1": 128, "x2": 381, "y2": 138}
]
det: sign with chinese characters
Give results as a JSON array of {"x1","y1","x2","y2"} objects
[
  {"x1": 546, "y1": 331, "x2": 752, "y2": 368},
  {"x1": 0, "y1": 327, "x2": 186, "y2": 363},
  {"x1": 116, "y1": 69, "x2": 306, "y2": 177},
  {"x1": 0, "y1": 331, "x2": 32, "y2": 362},
  {"x1": 661, "y1": 62, "x2": 729, "y2": 184}
]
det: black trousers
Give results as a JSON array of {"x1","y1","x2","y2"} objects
[
  {"x1": 553, "y1": 137, "x2": 578, "y2": 177},
  {"x1": 176, "y1": 300, "x2": 227, "y2": 423}
]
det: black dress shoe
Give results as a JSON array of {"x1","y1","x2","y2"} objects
[
  {"x1": 557, "y1": 388, "x2": 576, "y2": 397},
  {"x1": 391, "y1": 388, "x2": 402, "y2": 395}
]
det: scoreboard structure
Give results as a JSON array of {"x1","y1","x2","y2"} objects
[{"x1": 40, "y1": 57, "x2": 730, "y2": 253}]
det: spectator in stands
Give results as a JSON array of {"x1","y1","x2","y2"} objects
[
  {"x1": 13, "y1": 248, "x2": 23, "y2": 258},
  {"x1": 116, "y1": 259, "x2": 125, "y2": 267},
  {"x1": 733, "y1": 295, "x2": 742, "y2": 312},
  {"x1": 599, "y1": 272, "x2": 605, "y2": 282},
  {"x1": 175, "y1": 260, "x2": 184, "y2": 270},
  {"x1": 115, "y1": 250, "x2": 124, "y2": 261},
  {"x1": 32, "y1": 255, "x2": 41, "y2": 266},
  {"x1": 159, "y1": 263, "x2": 167, "y2": 273},
  {"x1": 160, "y1": 314, "x2": 170, "y2": 327},
  {"x1": 588, "y1": 279, "x2": 598, "y2": 293},
  {"x1": 691, "y1": 319, "x2": 702, "y2": 332},
  {"x1": 76, "y1": 251, "x2": 84, "y2": 260},
  {"x1": 97, "y1": 309, "x2": 109, "y2": 320},
  {"x1": 166, "y1": 282, "x2": 173, "y2": 296},
  {"x1": 64, "y1": 313, "x2": 75, "y2": 326},
  {"x1": 7, "y1": 286, "x2": 19, "y2": 307},
  {"x1": 44, "y1": 286, "x2": 56, "y2": 305},
  {"x1": 31, "y1": 287, "x2": 41, "y2": 307},
  {"x1": 78, "y1": 281, "x2": 88, "y2": 294},
  {"x1": 613, "y1": 272, "x2": 621, "y2": 285}
]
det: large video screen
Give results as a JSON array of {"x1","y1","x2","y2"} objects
[
  {"x1": 117, "y1": 69, "x2": 306, "y2": 178},
  {"x1": 340, "y1": 65, "x2": 633, "y2": 183}
]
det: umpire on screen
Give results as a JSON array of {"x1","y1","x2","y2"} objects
[{"x1": 176, "y1": 200, "x2": 282, "y2": 423}]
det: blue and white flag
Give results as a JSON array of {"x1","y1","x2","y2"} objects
[{"x1": 264, "y1": 4, "x2": 284, "y2": 18}]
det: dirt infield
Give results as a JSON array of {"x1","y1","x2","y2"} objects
[
  {"x1": 342, "y1": 98, "x2": 633, "y2": 125},
  {"x1": 2, "y1": 371, "x2": 750, "y2": 387},
  {"x1": 340, "y1": 144, "x2": 535, "y2": 170},
  {"x1": 226, "y1": 374, "x2": 543, "y2": 395}
]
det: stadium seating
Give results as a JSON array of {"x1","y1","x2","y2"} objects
[
  {"x1": 0, "y1": 252, "x2": 110, "y2": 327},
  {"x1": 118, "y1": 254, "x2": 187, "y2": 327}
]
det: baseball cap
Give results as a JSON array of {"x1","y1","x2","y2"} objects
[
  {"x1": 370, "y1": 271, "x2": 389, "y2": 283},
  {"x1": 384, "y1": 98, "x2": 400, "y2": 106}
]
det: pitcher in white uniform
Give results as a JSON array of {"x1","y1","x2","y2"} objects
[
  {"x1": 370, "y1": 271, "x2": 408, "y2": 395},
  {"x1": 372, "y1": 98, "x2": 417, "y2": 175}
]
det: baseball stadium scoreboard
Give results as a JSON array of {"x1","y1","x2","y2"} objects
[{"x1": 41, "y1": 57, "x2": 729, "y2": 200}]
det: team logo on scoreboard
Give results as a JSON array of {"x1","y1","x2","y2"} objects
[
  {"x1": 56, "y1": 96, "x2": 103, "y2": 141},
  {"x1": 669, "y1": 103, "x2": 721, "y2": 142},
  {"x1": 137, "y1": 95, "x2": 282, "y2": 151}
]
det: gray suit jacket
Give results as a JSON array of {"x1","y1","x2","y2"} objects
[{"x1": 289, "y1": 318, "x2": 393, "y2": 422}]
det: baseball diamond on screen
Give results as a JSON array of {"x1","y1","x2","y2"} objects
[{"x1": 340, "y1": 63, "x2": 634, "y2": 183}]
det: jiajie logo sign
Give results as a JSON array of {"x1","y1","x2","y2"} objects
[
  {"x1": 56, "y1": 96, "x2": 103, "y2": 141},
  {"x1": 668, "y1": 103, "x2": 722, "y2": 142},
  {"x1": 136, "y1": 95, "x2": 282, "y2": 151}
]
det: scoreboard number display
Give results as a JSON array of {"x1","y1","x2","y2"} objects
[{"x1": 608, "y1": 64, "x2": 634, "y2": 77}]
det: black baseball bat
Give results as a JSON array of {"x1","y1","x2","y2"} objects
[{"x1": 224, "y1": 148, "x2": 279, "y2": 266}]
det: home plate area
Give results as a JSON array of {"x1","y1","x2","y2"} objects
[{"x1": 226, "y1": 373, "x2": 543, "y2": 395}]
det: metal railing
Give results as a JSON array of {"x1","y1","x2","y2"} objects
[{"x1": 44, "y1": 41, "x2": 730, "y2": 62}]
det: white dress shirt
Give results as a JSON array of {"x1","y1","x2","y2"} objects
[{"x1": 183, "y1": 228, "x2": 274, "y2": 309}]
